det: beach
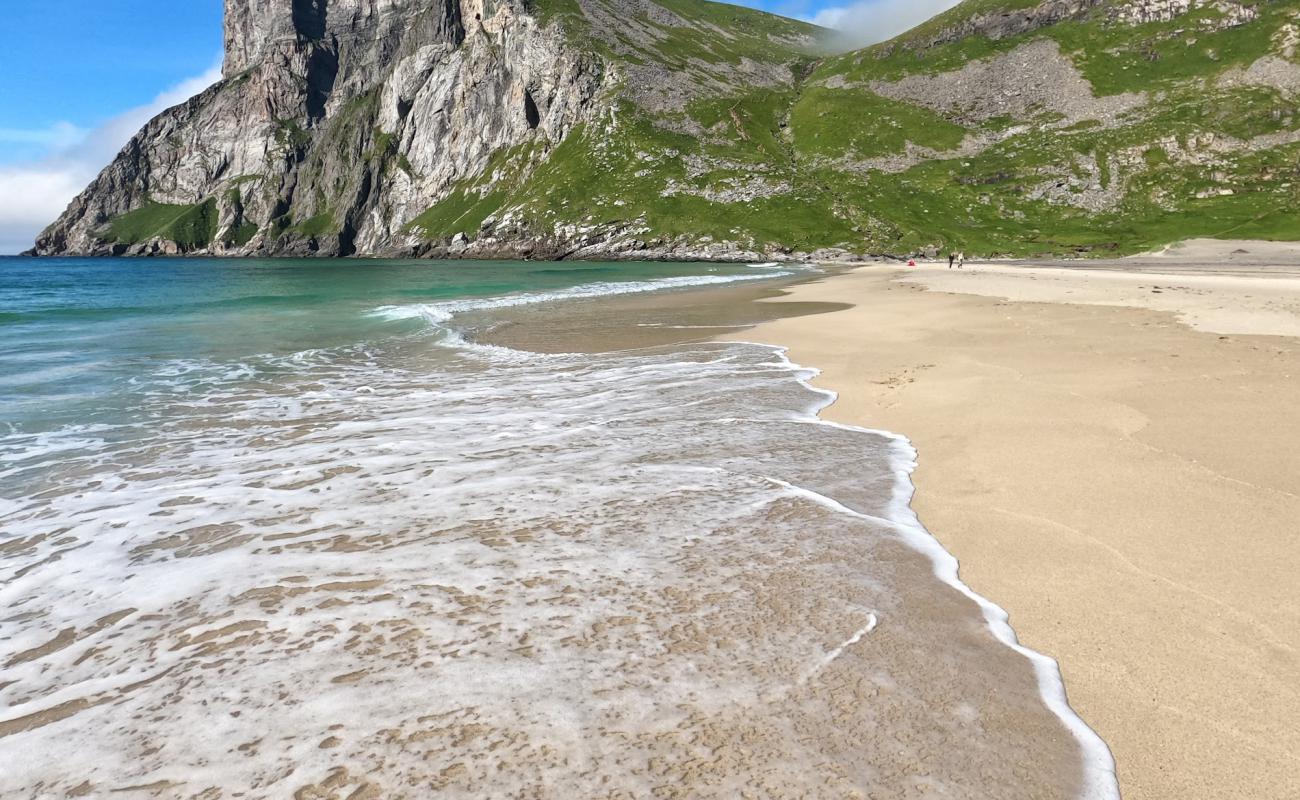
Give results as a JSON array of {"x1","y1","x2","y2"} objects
[
  {"x1": 732, "y1": 251, "x2": 1300, "y2": 800},
  {"x1": 0, "y1": 257, "x2": 1113, "y2": 797},
  {"x1": 4, "y1": 252, "x2": 1295, "y2": 797}
]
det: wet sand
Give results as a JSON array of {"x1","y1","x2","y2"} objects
[
  {"x1": 729, "y1": 260, "x2": 1300, "y2": 800},
  {"x1": 477, "y1": 270, "x2": 851, "y2": 353}
]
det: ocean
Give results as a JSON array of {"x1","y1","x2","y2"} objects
[{"x1": 0, "y1": 258, "x2": 1116, "y2": 798}]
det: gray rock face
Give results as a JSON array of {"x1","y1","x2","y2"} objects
[
  {"x1": 869, "y1": 40, "x2": 1146, "y2": 128},
  {"x1": 1110, "y1": 0, "x2": 1258, "y2": 29},
  {"x1": 33, "y1": 0, "x2": 605, "y2": 257}
]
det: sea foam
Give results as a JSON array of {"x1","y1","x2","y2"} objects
[
  {"x1": 367, "y1": 271, "x2": 792, "y2": 325},
  {"x1": 0, "y1": 279, "x2": 1114, "y2": 798}
]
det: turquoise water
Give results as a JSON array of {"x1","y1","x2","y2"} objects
[{"x1": 0, "y1": 256, "x2": 776, "y2": 433}]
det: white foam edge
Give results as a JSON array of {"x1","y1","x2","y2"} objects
[
  {"x1": 737, "y1": 340, "x2": 1121, "y2": 800},
  {"x1": 368, "y1": 271, "x2": 793, "y2": 324}
]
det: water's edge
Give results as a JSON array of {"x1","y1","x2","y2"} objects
[
  {"x1": 739, "y1": 340, "x2": 1120, "y2": 800},
  {"x1": 1, "y1": 259, "x2": 1120, "y2": 797}
]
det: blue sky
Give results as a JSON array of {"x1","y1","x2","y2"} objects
[
  {"x1": 0, "y1": 0, "x2": 957, "y2": 253},
  {"x1": 0, "y1": 3, "x2": 225, "y2": 161}
]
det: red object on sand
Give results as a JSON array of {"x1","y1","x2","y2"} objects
[{"x1": 907, "y1": 259, "x2": 917, "y2": 266}]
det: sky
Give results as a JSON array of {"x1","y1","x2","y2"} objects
[{"x1": 0, "y1": 0, "x2": 959, "y2": 254}]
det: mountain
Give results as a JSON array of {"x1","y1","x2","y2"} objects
[
  {"x1": 30, "y1": 0, "x2": 1300, "y2": 259},
  {"x1": 30, "y1": 0, "x2": 827, "y2": 260},
  {"x1": 797, "y1": 0, "x2": 1300, "y2": 256}
]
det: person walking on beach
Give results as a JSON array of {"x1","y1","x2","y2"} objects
[
  {"x1": 948, "y1": 251, "x2": 957, "y2": 269},
  {"x1": 957, "y1": 251, "x2": 966, "y2": 269}
]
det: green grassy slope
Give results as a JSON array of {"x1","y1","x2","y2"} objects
[
  {"x1": 797, "y1": 0, "x2": 1300, "y2": 255},
  {"x1": 106, "y1": 200, "x2": 220, "y2": 251},
  {"x1": 420, "y1": 0, "x2": 1300, "y2": 258},
  {"x1": 534, "y1": 0, "x2": 825, "y2": 64}
]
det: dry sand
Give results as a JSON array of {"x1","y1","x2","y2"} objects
[{"x1": 730, "y1": 258, "x2": 1300, "y2": 800}]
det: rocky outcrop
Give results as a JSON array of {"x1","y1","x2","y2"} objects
[
  {"x1": 869, "y1": 40, "x2": 1146, "y2": 127},
  {"x1": 816, "y1": 40, "x2": 1147, "y2": 176},
  {"x1": 877, "y1": 0, "x2": 1108, "y2": 57},
  {"x1": 1218, "y1": 55, "x2": 1300, "y2": 96},
  {"x1": 34, "y1": 0, "x2": 606, "y2": 257},
  {"x1": 877, "y1": 0, "x2": 1259, "y2": 58},
  {"x1": 1111, "y1": 0, "x2": 1194, "y2": 25},
  {"x1": 1110, "y1": 0, "x2": 1258, "y2": 29},
  {"x1": 575, "y1": 0, "x2": 813, "y2": 114}
]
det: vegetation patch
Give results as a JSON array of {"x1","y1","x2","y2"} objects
[
  {"x1": 292, "y1": 212, "x2": 338, "y2": 238},
  {"x1": 407, "y1": 189, "x2": 508, "y2": 238},
  {"x1": 225, "y1": 221, "x2": 259, "y2": 248},
  {"x1": 791, "y1": 87, "x2": 967, "y2": 160},
  {"x1": 274, "y1": 119, "x2": 311, "y2": 150},
  {"x1": 105, "y1": 199, "x2": 219, "y2": 250}
]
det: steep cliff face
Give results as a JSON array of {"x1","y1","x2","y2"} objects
[
  {"x1": 34, "y1": 0, "x2": 604, "y2": 256},
  {"x1": 33, "y1": 0, "x2": 822, "y2": 259}
]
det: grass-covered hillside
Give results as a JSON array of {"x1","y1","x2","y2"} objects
[
  {"x1": 794, "y1": 0, "x2": 1300, "y2": 255},
  {"x1": 414, "y1": 0, "x2": 1300, "y2": 258}
]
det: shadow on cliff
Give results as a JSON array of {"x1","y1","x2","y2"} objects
[{"x1": 294, "y1": 0, "x2": 338, "y2": 120}]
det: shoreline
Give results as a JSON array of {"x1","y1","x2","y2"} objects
[
  {"x1": 771, "y1": 344, "x2": 1122, "y2": 799},
  {"x1": 6, "y1": 253, "x2": 1295, "y2": 795},
  {"x1": 473, "y1": 264, "x2": 1117, "y2": 795},
  {"x1": 3, "y1": 259, "x2": 1110, "y2": 797},
  {"x1": 728, "y1": 260, "x2": 1300, "y2": 800}
]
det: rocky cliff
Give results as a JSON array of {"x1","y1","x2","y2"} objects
[
  {"x1": 34, "y1": 0, "x2": 610, "y2": 257},
  {"x1": 32, "y1": 0, "x2": 823, "y2": 259},
  {"x1": 31, "y1": 0, "x2": 1300, "y2": 259}
]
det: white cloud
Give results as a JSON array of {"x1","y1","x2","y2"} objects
[
  {"x1": 812, "y1": 0, "x2": 962, "y2": 48},
  {"x1": 0, "y1": 63, "x2": 222, "y2": 255},
  {"x1": 0, "y1": 122, "x2": 88, "y2": 150}
]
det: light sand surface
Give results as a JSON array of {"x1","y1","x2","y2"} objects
[
  {"x1": 904, "y1": 263, "x2": 1300, "y2": 337},
  {"x1": 1142, "y1": 238, "x2": 1300, "y2": 262},
  {"x1": 731, "y1": 262, "x2": 1300, "y2": 800}
]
